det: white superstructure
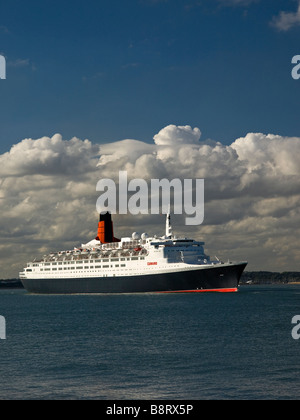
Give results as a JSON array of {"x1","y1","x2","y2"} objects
[{"x1": 20, "y1": 213, "x2": 225, "y2": 281}]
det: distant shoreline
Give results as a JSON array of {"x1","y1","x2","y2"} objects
[
  {"x1": 0, "y1": 272, "x2": 300, "y2": 289},
  {"x1": 0, "y1": 279, "x2": 24, "y2": 289},
  {"x1": 240, "y1": 271, "x2": 300, "y2": 285}
]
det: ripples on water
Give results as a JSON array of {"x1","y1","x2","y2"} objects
[{"x1": 0, "y1": 285, "x2": 300, "y2": 400}]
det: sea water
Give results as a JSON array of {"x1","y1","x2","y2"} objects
[{"x1": 0, "y1": 285, "x2": 300, "y2": 400}]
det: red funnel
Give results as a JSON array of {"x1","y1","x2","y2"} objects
[{"x1": 95, "y1": 212, "x2": 120, "y2": 244}]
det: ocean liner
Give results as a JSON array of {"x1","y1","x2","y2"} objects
[{"x1": 20, "y1": 212, "x2": 247, "y2": 294}]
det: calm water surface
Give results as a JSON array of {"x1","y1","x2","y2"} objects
[{"x1": 0, "y1": 285, "x2": 300, "y2": 400}]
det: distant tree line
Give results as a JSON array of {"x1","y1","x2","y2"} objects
[
  {"x1": 241, "y1": 272, "x2": 300, "y2": 284},
  {"x1": 0, "y1": 279, "x2": 24, "y2": 288}
]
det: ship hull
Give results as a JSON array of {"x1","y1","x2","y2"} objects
[{"x1": 21, "y1": 262, "x2": 247, "y2": 294}]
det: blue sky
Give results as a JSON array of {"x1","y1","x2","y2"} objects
[
  {"x1": 0, "y1": 0, "x2": 300, "y2": 276},
  {"x1": 1, "y1": 0, "x2": 300, "y2": 152}
]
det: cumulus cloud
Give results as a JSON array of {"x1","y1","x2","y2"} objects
[
  {"x1": 271, "y1": 1, "x2": 300, "y2": 31},
  {"x1": 0, "y1": 134, "x2": 101, "y2": 277},
  {"x1": 231, "y1": 133, "x2": 300, "y2": 196},
  {"x1": 0, "y1": 134, "x2": 99, "y2": 177},
  {"x1": 0, "y1": 125, "x2": 299, "y2": 277},
  {"x1": 153, "y1": 125, "x2": 201, "y2": 146}
]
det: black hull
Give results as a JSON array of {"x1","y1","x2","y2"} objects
[{"x1": 21, "y1": 263, "x2": 247, "y2": 294}]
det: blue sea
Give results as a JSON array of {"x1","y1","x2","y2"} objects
[{"x1": 0, "y1": 285, "x2": 300, "y2": 400}]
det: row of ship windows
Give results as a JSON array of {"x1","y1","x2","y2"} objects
[
  {"x1": 38, "y1": 264, "x2": 127, "y2": 271},
  {"x1": 30, "y1": 257, "x2": 145, "y2": 267},
  {"x1": 26, "y1": 264, "x2": 184, "y2": 274}
]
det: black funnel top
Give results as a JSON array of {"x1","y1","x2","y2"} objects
[{"x1": 100, "y1": 212, "x2": 114, "y2": 243}]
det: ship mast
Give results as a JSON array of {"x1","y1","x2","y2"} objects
[{"x1": 166, "y1": 211, "x2": 173, "y2": 239}]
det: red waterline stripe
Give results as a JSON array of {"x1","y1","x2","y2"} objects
[{"x1": 157, "y1": 288, "x2": 238, "y2": 294}]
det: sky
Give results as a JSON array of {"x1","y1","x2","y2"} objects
[{"x1": 0, "y1": 0, "x2": 300, "y2": 277}]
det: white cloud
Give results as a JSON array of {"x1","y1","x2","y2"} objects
[
  {"x1": 271, "y1": 1, "x2": 300, "y2": 31},
  {"x1": 8, "y1": 59, "x2": 30, "y2": 67},
  {"x1": 0, "y1": 134, "x2": 99, "y2": 177},
  {"x1": 0, "y1": 126, "x2": 299, "y2": 278},
  {"x1": 231, "y1": 133, "x2": 300, "y2": 195},
  {"x1": 217, "y1": 0, "x2": 259, "y2": 5},
  {"x1": 153, "y1": 125, "x2": 201, "y2": 146}
]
